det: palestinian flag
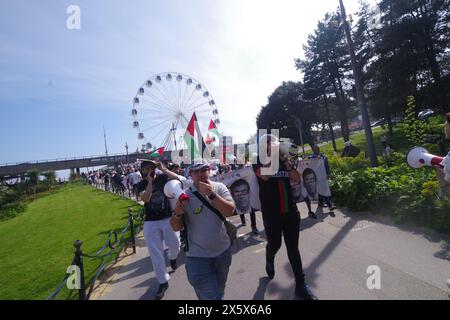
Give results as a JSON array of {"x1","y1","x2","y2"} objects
[
  {"x1": 205, "y1": 120, "x2": 220, "y2": 147},
  {"x1": 184, "y1": 113, "x2": 206, "y2": 162},
  {"x1": 148, "y1": 147, "x2": 165, "y2": 159}
]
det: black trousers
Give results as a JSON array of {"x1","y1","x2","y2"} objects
[
  {"x1": 240, "y1": 209, "x2": 257, "y2": 228},
  {"x1": 262, "y1": 209, "x2": 305, "y2": 285}
]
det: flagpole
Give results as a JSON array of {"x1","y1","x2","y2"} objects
[
  {"x1": 171, "y1": 122, "x2": 178, "y2": 150},
  {"x1": 103, "y1": 126, "x2": 108, "y2": 156}
]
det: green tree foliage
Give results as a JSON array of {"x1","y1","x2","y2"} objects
[
  {"x1": 401, "y1": 96, "x2": 427, "y2": 146},
  {"x1": 25, "y1": 170, "x2": 39, "y2": 195},
  {"x1": 361, "y1": 0, "x2": 450, "y2": 117},
  {"x1": 296, "y1": 0, "x2": 450, "y2": 140},
  {"x1": 42, "y1": 171, "x2": 57, "y2": 188},
  {"x1": 296, "y1": 11, "x2": 353, "y2": 141},
  {"x1": 256, "y1": 81, "x2": 318, "y2": 145}
]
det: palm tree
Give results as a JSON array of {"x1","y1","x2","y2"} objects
[
  {"x1": 42, "y1": 171, "x2": 56, "y2": 189},
  {"x1": 25, "y1": 170, "x2": 40, "y2": 195}
]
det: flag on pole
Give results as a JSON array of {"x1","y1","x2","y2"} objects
[
  {"x1": 184, "y1": 113, "x2": 206, "y2": 162},
  {"x1": 148, "y1": 147, "x2": 165, "y2": 159},
  {"x1": 205, "y1": 119, "x2": 221, "y2": 147}
]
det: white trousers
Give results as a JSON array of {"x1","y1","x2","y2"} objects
[{"x1": 143, "y1": 218, "x2": 180, "y2": 284}]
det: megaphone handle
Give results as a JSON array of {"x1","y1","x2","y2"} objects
[
  {"x1": 178, "y1": 193, "x2": 189, "y2": 202},
  {"x1": 431, "y1": 157, "x2": 444, "y2": 168}
]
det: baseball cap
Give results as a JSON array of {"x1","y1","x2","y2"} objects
[
  {"x1": 189, "y1": 161, "x2": 210, "y2": 172},
  {"x1": 138, "y1": 159, "x2": 157, "y2": 168}
]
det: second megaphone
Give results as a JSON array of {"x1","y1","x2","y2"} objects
[
  {"x1": 406, "y1": 147, "x2": 444, "y2": 169},
  {"x1": 164, "y1": 179, "x2": 189, "y2": 202}
]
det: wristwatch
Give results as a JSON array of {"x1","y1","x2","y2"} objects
[{"x1": 208, "y1": 191, "x2": 217, "y2": 200}]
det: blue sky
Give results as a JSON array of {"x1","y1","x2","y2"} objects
[{"x1": 0, "y1": 0, "x2": 367, "y2": 165}]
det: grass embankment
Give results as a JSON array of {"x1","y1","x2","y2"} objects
[
  {"x1": 319, "y1": 125, "x2": 410, "y2": 156},
  {"x1": 0, "y1": 183, "x2": 141, "y2": 300}
]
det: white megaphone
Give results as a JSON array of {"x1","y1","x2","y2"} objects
[
  {"x1": 260, "y1": 134, "x2": 298, "y2": 158},
  {"x1": 164, "y1": 180, "x2": 190, "y2": 202},
  {"x1": 279, "y1": 140, "x2": 299, "y2": 158},
  {"x1": 406, "y1": 147, "x2": 444, "y2": 169}
]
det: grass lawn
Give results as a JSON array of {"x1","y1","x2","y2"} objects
[
  {"x1": 318, "y1": 125, "x2": 409, "y2": 156},
  {"x1": 318, "y1": 115, "x2": 450, "y2": 157},
  {"x1": 0, "y1": 182, "x2": 141, "y2": 300}
]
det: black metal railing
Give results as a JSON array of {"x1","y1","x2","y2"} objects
[{"x1": 47, "y1": 207, "x2": 144, "y2": 300}]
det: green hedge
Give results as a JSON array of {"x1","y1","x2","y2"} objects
[{"x1": 328, "y1": 153, "x2": 450, "y2": 234}]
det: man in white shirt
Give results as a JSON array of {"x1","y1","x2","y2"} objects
[{"x1": 127, "y1": 168, "x2": 142, "y2": 201}]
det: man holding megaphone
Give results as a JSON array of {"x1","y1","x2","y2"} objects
[
  {"x1": 253, "y1": 134, "x2": 317, "y2": 300},
  {"x1": 136, "y1": 159, "x2": 183, "y2": 300},
  {"x1": 170, "y1": 161, "x2": 236, "y2": 300}
]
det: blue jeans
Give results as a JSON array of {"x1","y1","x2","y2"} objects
[{"x1": 186, "y1": 248, "x2": 232, "y2": 300}]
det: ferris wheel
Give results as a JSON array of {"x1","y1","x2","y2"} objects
[{"x1": 131, "y1": 72, "x2": 220, "y2": 152}]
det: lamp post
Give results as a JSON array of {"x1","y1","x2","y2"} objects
[
  {"x1": 338, "y1": 0, "x2": 378, "y2": 167},
  {"x1": 125, "y1": 142, "x2": 129, "y2": 165}
]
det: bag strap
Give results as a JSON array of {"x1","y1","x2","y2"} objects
[
  {"x1": 190, "y1": 187, "x2": 226, "y2": 223},
  {"x1": 181, "y1": 214, "x2": 189, "y2": 252}
]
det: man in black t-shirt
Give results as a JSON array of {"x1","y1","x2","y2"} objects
[
  {"x1": 253, "y1": 134, "x2": 316, "y2": 300},
  {"x1": 341, "y1": 141, "x2": 360, "y2": 158},
  {"x1": 136, "y1": 160, "x2": 181, "y2": 300}
]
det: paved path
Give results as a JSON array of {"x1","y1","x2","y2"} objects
[{"x1": 94, "y1": 203, "x2": 450, "y2": 300}]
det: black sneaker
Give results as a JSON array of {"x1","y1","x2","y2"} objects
[
  {"x1": 241, "y1": 222, "x2": 247, "y2": 227},
  {"x1": 294, "y1": 283, "x2": 317, "y2": 300},
  {"x1": 170, "y1": 259, "x2": 177, "y2": 271},
  {"x1": 252, "y1": 227, "x2": 259, "y2": 235},
  {"x1": 329, "y1": 211, "x2": 336, "y2": 217},
  {"x1": 266, "y1": 259, "x2": 275, "y2": 280},
  {"x1": 308, "y1": 211, "x2": 318, "y2": 219},
  {"x1": 328, "y1": 205, "x2": 336, "y2": 211},
  {"x1": 155, "y1": 282, "x2": 168, "y2": 300}
]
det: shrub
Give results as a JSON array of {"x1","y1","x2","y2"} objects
[
  {"x1": 0, "y1": 186, "x2": 22, "y2": 207},
  {"x1": 327, "y1": 153, "x2": 372, "y2": 174},
  {"x1": 329, "y1": 156, "x2": 450, "y2": 234},
  {"x1": 0, "y1": 201, "x2": 27, "y2": 220},
  {"x1": 401, "y1": 96, "x2": 427, "y2": 147}
]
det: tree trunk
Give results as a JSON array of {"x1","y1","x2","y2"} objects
[
  {"x1": 323, "y1": 94, "x2": 337, "y2": 152},
  {"x1": 386, "y1": 113, "x2": 393, "y2": 137},
  {"x1": 336, "y1": 74, "x2": 351, "y2": 139},
  {"x1": 331, "y1": 77, "x2": 350, "y2": 141}
]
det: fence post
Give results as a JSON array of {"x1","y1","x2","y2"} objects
[
  {"x1": 129, "y1": 208, "x2": 136, "y2": 254},
  {"x1": 74, "y1": 240, "x2": 86, "y2": 300}
]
